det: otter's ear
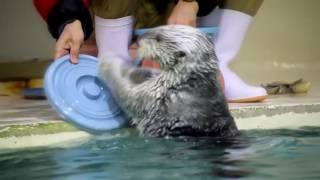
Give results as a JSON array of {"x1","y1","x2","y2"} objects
[{"x1": 174, "y1": 51, "x2": 186, "y2": 58}]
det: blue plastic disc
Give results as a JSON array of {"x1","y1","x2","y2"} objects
[
  {"x1": 134, "y1": 27, "x2": 218, "y2": 36},
  {"x1": 44, "y1": 54, "x2": 128, "y2": 133}
]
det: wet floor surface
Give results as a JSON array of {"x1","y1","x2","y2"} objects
[
  {"x1": 0, "y1": 96, "x2": 60, "y2": 127},
  {"x1": 0, "y1": 94, "x2": 319, "y2": 128}
]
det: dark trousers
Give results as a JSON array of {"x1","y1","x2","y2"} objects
[{"x1": 90, "y1": 0, "x2": 264, "y2": 28}]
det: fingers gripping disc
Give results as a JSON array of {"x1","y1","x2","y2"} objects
[{"x1": 44, "y1": 55, "x2": 128, "y2": 133}]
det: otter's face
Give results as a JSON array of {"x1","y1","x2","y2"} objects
[{"x1": 137, "y1": 25, "x2": 214, "y2": 70}]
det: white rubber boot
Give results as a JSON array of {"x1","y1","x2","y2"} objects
[
  {"x1": 198, "y1": 9, "x2": 267, "y2": 102},
  {"x1": 95, "y1": 16, "x2": 133, "y2": 60}
]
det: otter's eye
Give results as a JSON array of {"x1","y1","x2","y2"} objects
[
  {"x1": 155, "y1": 35, "x2": 162, "y2": 42},
  {"x1": 174, "y1": 51, "x2": 186, "y2": 58}
]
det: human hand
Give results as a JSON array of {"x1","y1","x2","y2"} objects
[
  {"x1": 54, "y1": 20, "x2": 84, "y2": 63},
  {"x1": 167, "y1": 0, "x2": 199, "y2": 27}
]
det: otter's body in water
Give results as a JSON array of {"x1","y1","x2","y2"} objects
[{"x1": 99, "y1": 25, "x2": 238, "y2": 137}]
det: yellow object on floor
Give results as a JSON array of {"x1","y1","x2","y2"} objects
[
  {"x1": 27, "y1": 78, "x2": 43, "y2": 88},
  {"x1": 0, "y1": 81, "x2": 26, "y2": 96}
]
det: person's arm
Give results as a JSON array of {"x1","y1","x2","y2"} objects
[
  {"x1": 168, "y1": 0, "x2": 217, "y2": 27},
  {"x1": 33, "y1": 0, "x2": 93, "y2": 63},
  {"x1": 33, "y1": 0, "x2": 92, "y2": 40},
  {"x1": 167, "y1": 0, "x2": 199, "y2": 27}
]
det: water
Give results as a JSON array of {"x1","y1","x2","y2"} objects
[{"x1": 1, "y1": 128, "x2": 320, "y2": 180}]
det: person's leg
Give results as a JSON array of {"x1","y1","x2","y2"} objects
[
  {"x1": 90, "y1": 0, "x2": 139, "y2": 60},
  {"x1": 198, "y1": 0, "x2": 267, "y2": 103},
  {"x1": 132, "y1": 0, "x2": 175, "y2": 68}
]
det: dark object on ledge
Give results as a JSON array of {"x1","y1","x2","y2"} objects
[
  {"x1": 262, "y1": 79, "x2": 311, "y2": 95},
  {"x1": 23, "y1": 88, "x2": 46, "y2": 99}
]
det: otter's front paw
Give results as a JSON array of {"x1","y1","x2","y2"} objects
[
  {"x1": 129, "y1": 68, "x2": 160, "y2": 84},
  {"x1": 99, "y1": 56, "x2": 127, "y2": 84}
]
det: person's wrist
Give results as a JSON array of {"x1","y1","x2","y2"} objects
[
  {"x1": 178, "y1": 0, "x2": 199, "y2": 13},
  {"x1": 58, "y1": 19, "x2": 77, "y2": 37}
]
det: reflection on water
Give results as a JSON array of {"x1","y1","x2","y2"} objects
[{"x1": 1, "y1": 128, "x2": 320, "y2": 180}]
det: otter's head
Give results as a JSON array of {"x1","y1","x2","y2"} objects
[{"x1": 137, "y1": 25, "x2": 218, "y2": 72}]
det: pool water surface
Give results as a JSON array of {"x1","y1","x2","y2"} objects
[{"x1": 1, "y1": 128, "x2": 320, "y2": 180}]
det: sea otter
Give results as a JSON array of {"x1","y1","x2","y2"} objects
[{"x1": 98, "y1": 25, "x2": 238, "y2": 138}]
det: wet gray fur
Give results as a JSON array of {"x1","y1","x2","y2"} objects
[{"x1": 98, "y1": 25, "x2": 239, "y2": 137}]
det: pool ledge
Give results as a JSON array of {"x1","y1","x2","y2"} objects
[
  {"x1": 230, "y1": 94, "x2": 320, "y2": 129},
  {"x1": 0, "y1": 95, "x2": 319, "y2": 149},
  {"x1": 0, "y1": 131, "x2": 90, "y2": 149}
]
